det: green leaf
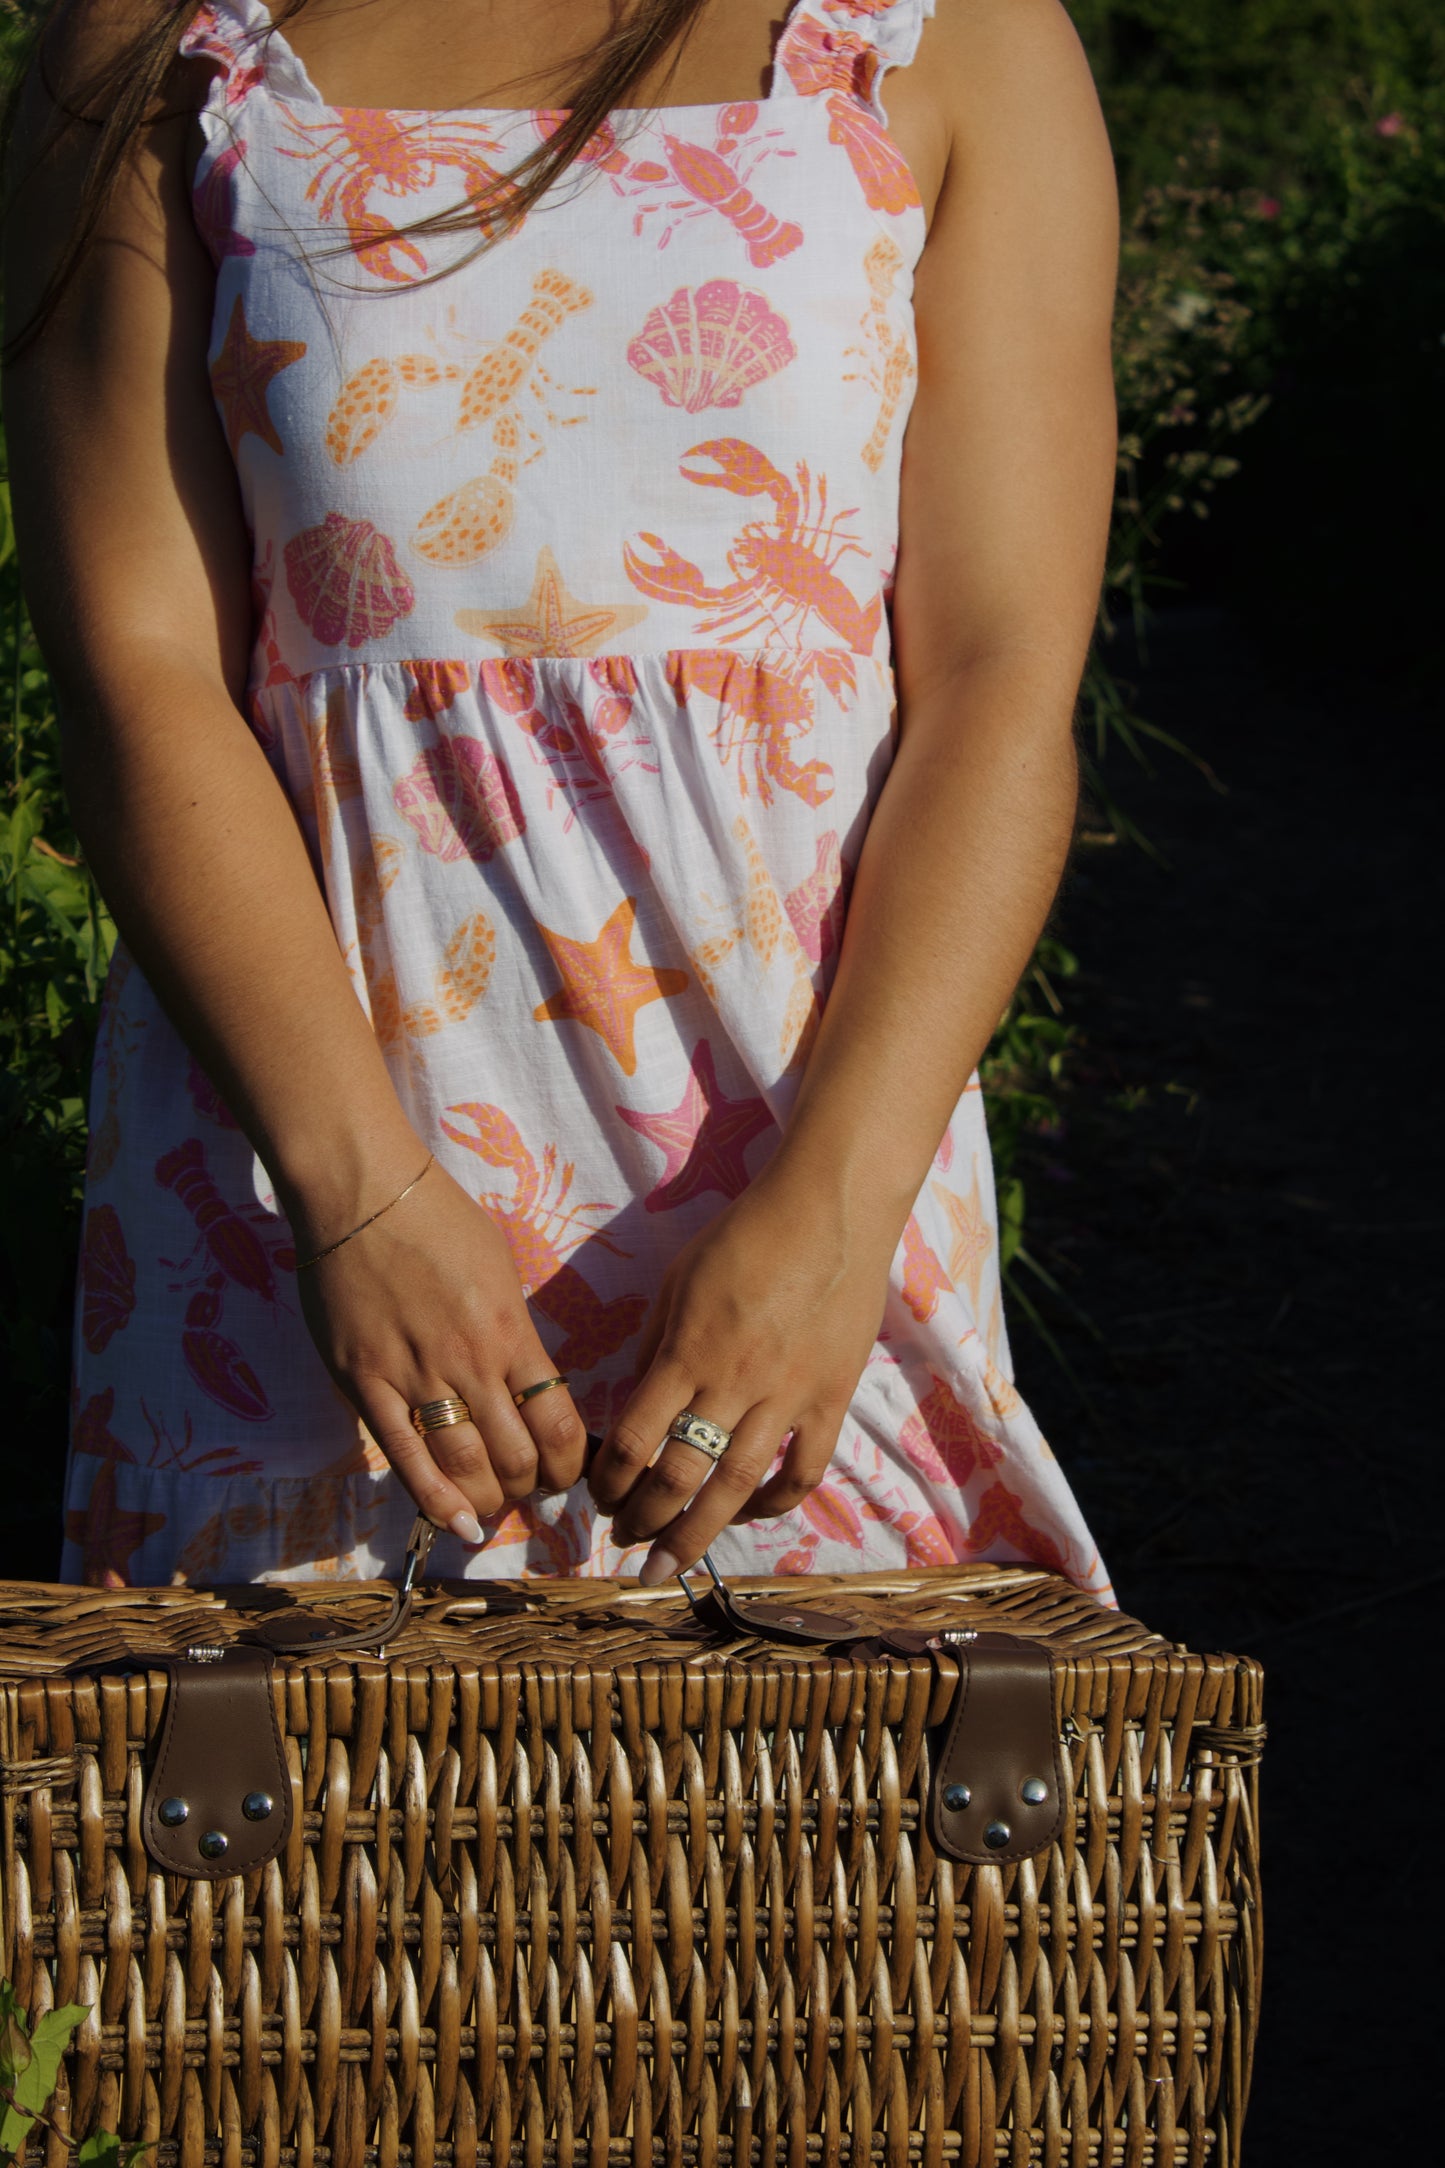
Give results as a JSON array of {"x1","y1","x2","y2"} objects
[
  {"x1": 8, "y1": 2002, "x2": 88, "y2": 2116},
  {"x1": 77, "y1": 2133, "x2": 153, "y2": 2168}
]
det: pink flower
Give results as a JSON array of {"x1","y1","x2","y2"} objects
[
  {"x1": 1375, "y1": 112, "x2": 1404, "y2": 138},
  {"x1": 1255, "y1": 195, "x2": 1281, "y2": 221}
]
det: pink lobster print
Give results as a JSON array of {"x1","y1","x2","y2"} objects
[
  {"x1": 156, "y1": 1138, "x2": 295, "y2": 1308},
  {"x1": 602, "y1": 106, "x2": 803, "y2": 266},
  {"x1": 440, "y1": 1103, "x2": 648, "y2": 1373}
]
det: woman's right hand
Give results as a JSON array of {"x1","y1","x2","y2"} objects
[{"x1": 292, "y1": 1154, "x2": 588, "y2": 1542}]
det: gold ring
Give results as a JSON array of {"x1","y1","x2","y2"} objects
[
  {"x1": 513, "y1": 1375, "x2": 569, "y2": 1408},
  {"x1": 410, "y1": 1397, "x2": 472, "y2": 1435},
  {"x1": 665, "y1": 1409, "x2": 733, "y2": 1462}
]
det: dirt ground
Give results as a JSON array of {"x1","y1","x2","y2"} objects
[{"x1": 1009, "y1": 600, "x2": 1437, "y2": 2162}]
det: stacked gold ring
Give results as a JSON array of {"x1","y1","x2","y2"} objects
[{"x1": 410, "y1": 1397, "x2": 472, "y2": 1436}]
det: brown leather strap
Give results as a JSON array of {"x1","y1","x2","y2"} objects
[
  {"x1": 141, "y1": 1648, "x2": 292, "y2": 1878},
  {"x1": 924, "y1": 1630, "x2": 1067, "y2": 1865}
]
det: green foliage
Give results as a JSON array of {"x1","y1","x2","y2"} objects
[
  {"x1": 0, "y1": 454, "x2": 112, "y2": 1546},
  {"x1": 0, "y1": 1976, "x2": 151, "y2": 2167},
  {"x1": 1067, "y1": 0, "x2": 1445, "y2": 207}
]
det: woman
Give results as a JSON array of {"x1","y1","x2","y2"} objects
[{"x1": 1, "y1": 0, "x2": 1119, "y2": 1594}]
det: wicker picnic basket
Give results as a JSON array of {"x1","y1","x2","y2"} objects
[{"x1": 0, "y1": 1547, "x2": 1264, "y2": 2168}]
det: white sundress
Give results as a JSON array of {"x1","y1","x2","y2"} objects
[{"x1": 60, "y1": 0, "x2": 1111, "y2": 1600}]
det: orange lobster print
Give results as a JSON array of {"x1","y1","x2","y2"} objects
[{"x1": 278, "y1": 107, "x2": 520, "y2": 284}]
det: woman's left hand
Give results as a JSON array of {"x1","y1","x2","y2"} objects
[{"x1": 586, "y1": 1162, "x2": 899, "y2": 1582}]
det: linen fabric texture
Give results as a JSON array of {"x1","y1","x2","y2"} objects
[{"x1": 61, "y1": 0, "x2": 1111, "y2": 1599}]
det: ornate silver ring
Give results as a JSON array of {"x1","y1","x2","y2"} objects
[{"x1": 665, "y1": 1410, "x2": 733, "y2": 1462}]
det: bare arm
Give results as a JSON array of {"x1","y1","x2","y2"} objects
[
  {"x1": 1, "y1": 1, "x2": 586, "y2": 1538},
  {"x1": 590, "y1": 0, "x2": 1119, "y2": 1573}
]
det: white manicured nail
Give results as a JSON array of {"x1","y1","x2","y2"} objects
[{"x1": 450, "y1": 1510, "x2": 485, "y2": 1545}]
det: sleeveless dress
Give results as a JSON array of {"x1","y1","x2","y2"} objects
[{"x1": 59, "y1": 0, "x2": 1111, "y2": 1600}]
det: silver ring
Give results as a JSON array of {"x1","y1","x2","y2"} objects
[{"x1": 665, "y1": 1409, "x2": 733, "y2": 1462}]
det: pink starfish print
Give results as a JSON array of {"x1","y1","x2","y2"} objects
[{"x1": 617, "y1": 1037, "x2": 775, "y2": 1211}]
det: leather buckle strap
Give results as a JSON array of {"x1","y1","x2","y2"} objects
[
  {"x1": 140, "y1": 1646, "x2": 293, "y2": 1879},
  {"x1": 681, "y1": 1554, "x2": 1065, "y2": 1867}
]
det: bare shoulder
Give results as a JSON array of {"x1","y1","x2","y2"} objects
[
  {"x1": 921, "y1": 0, "x2": 1106, "y2": 109},
  {"x1": 888, "y1": 0, "x2": 1114, "y2": 235}
]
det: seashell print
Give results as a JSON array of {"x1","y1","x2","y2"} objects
[
  {"x1": 394, "y1": 738, "x2": 526, "y2": 863},
  {"x1": 403, "y1": 660, "x2": 473, "y2": 723},
  {"x1": 627, "y1": 281, "x2": 796, "y2": 414},
  {"x1": 325, "y1": 358, "x2": 399, "y2": 464},
  {"x1": 80, "y1": 1205, "x2": 137, "y2": 1355},
  {"x1": 192, "y1": 140, "x2": 256, "y2": 265},
  {"x1": 413, "y1": 476, "x2": 514, "y2": 564},
  {"x1": 283, "y1": 512, "x2": 416, "y2": 647}
]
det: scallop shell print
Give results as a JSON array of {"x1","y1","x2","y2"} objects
[
  {"x1": 627, "y1": 282, "x2": 796, "y2": 415},
  {"x1": 283, "y1": 512, "x2": 416, "y2": 648}
]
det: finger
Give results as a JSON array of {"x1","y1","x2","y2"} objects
[
  {"x1": 610, "y1": 1384, "x2": 748, "y2": 1548},
  {"x1": 589, "y1": 1346, "x2": 697, "y2": 1514},
  {"x1": 445, "y1": 1376, "x2": 541, "y2": 1506},
  {"x1": 352, "y1": 1378, "x2": 496, "y2": 1544},
  {"x1": 508, "y1": 1367, "x2": 588, "y2": 1495},
  {"x1": 634, "y1": 1402, "x2": 796, "y2": 1582},
  {"x1": 733, "y1": 1412, "x2": 842, "y2": 1520}
]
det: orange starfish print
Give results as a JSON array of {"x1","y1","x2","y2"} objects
[
  {"x1": 209, "y1": 293, "x2": 307, "y2": 460},
  {"x1": 533, "y1": 896, "x2": 688, "y2": 1074}
]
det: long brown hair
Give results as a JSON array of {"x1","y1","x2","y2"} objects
[{"x1": 0, "y1": 0, "x2": 716, "y2": 360}]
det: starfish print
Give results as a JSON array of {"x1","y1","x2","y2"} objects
[
  {"x1": 618, "y1": 1037, "x2": 775, "y2": 1211},
  {"x1": 65, "y1": 1458, "x2": 166, "y2": 1587},
  {"x1": 534, "y1": 896, "x2": 688, "y2": 1074},
  {"x1": 456, "y1": 545, "x2": 649, "y2": 658},
  {"x1": 209, "y1": 293, "x2": 307, "y2": 460}
]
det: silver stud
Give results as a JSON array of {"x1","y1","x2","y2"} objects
[
  {"x1": 943, "y1": 1782, "x2": 971, "y2": 1810},
  {"x1": 777, "y1": 1615, "x2": 809, "y2": 1628},
  {"x1": 241, "y1": 1792, "x2": 273, "y2": 1822},
  {"x1": 157, "y1": 1797, "x2": 189, "y2": 1828},
  {"x1": 984, "y1": 1819, "x2": 1011, "y2": 1849},
  {"x1": 198, "y1": 1830, "x2": 228, "y2": 1861},
  {"x1": 1021, "y1": 1777, "x2": 1050, "y2": 1806}
]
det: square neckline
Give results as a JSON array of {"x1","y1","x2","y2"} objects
[{"x1": 230, "y1": 0, "x2": 820, "y2": 124}]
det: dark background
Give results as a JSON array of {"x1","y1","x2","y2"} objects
[{"x1": 2, "y1": 3, "x2": 1443, "y2": 2159}]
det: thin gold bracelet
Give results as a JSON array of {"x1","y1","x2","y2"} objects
[{"x1": 295, "y1": 1152, "x2": 435, "y2": 1273}]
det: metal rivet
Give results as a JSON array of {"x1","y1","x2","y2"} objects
[
  {"x1": 943, "y1": 1782, "x2": 971, "y2": 1810},
  {"x1": 1021, "y1": 1777, "x2": 1050, "y2": 1806},
  {"x1": 241, "y1": 1792, "x2": 274, "y2": 1822},
  {"x1": 157, "y1": 1797, "x2": 189, "y2": 1828},
  {"x1": 984, "y1": 1820, "x2": 1012, "y2": 1849},
  {"x1": 777, "y1": 1615, "x2": 809, "y2": 1628},
  {"x1": 198, "y1": 1830, "x2": 229, "y2": 1861}
]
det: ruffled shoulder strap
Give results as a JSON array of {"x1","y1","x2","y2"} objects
[
  {"x1": 774, "y1": 0, "x2": 937, "y2": 118},
  {"x1": 177, "y1": 0, "x2": 318, "y2": 108}
]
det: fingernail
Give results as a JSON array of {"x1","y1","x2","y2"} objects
[
  {"x1": 638, "y1": 1546, "x2": 680, "y2": 1588},
  {"x1": 449, "y1": 1510, "x2": 485, "y2": 1545}
]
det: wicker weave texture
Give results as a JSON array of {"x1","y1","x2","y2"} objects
[{"x1": 0, "y1": 1567, "x2": 1263, "y2": 2168}]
